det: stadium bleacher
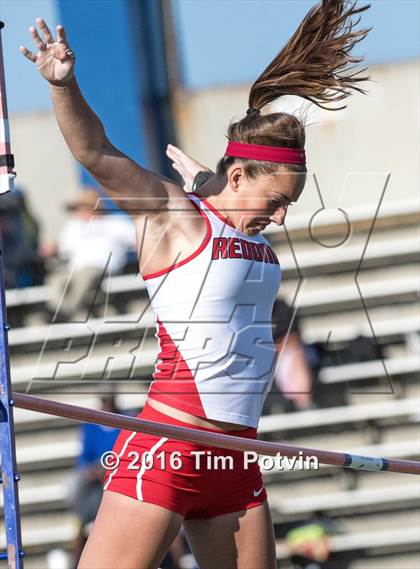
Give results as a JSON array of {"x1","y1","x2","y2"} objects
[{"x1": 2, "y1": 200, "x2": 419, "y2": 568}]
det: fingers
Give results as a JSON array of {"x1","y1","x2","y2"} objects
[
  {"x1": 171, "y1": 162, "x2": 183, "y2": 175},
  {"x1": 35, "y1": 17, "x2": 54, "y2": 44},
  {"x1": 21, "y1": 17, "x2": 72, "y2": 65},
  {"x1": 167, "y1": 144, "x2": 181, "y2": 153},
  {"x1": 165, "y1": 145, "x2": 176, "y2": 162},
  {"x1": 56, "y1": 24, "x2": 68, "y2": 45},
  {"x1": 29, "y1": 26, "x2": 46, "y2": 51},
  {"x1": 169, "y1": 159, "x2": 188, "y2": 178},
  {"x1": 166, "y1": 146, "x2": 187, "y2": 176},
  {"x1": 19, "y1": 45, "x2": 37, "y2": 63},
  {"x1": 26, "y1": 18, "x2": 69, "y2": 52},
  {"x1": 171, "y1": 161, "x2": 194, "y2": 193},
  {"x1": 166, "y1": 144, "x2": 183, "y2": 162},
  {"x1": 166, "y1": 146, "x2": 182, "y2": 168}
]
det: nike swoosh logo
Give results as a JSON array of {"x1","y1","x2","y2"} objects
[{"x1": 253, "y1": 484, "x2": 264, "y2": 497}]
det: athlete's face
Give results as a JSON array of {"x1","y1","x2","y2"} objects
[{"x1": 228, "y1": 164, "x2": 305, "y2": 235}]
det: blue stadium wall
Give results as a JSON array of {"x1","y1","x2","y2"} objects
[{"x1": 56, "y1": 0, "x2": 175, "y2": 186}]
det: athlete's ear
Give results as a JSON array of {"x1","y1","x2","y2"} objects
[{"x1": 227, "y1": 164, "x2": 246, "y2": 193}]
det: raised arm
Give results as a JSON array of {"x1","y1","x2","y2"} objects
[
  {"x1": 19, "y1": 18, "x2": 188, "y2": 218},
  {"x1": 166, "y1": 144, "x2": 213, "y2": 192}
]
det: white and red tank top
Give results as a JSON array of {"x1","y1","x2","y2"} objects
[{"x1": 143, "y1": 193, "x2": 281, "y2": 428}]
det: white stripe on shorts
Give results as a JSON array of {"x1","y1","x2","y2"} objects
[
  {"x1": 103, "y1": 431, "x2": 137, "y2": 491},
  {"x1": 136, "y1": 437, "x2": 168, "y2": 501}
]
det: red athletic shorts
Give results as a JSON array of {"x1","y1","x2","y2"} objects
[{"x1": 103, "y1": 402, "x2": 267, "y2": 519}]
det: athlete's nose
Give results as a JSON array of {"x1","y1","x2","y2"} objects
[{"x1": 269, "y1": 208, "x2": 287, "y2": 226}]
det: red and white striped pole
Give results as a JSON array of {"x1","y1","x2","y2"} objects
[{"x1": 0, "y1": 21, "x2": 15, "y2": 195}]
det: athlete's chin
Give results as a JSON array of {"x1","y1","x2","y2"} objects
[
  {"x1": 248, "y1": 224, "x2": 267, "y2": 235},
  {"x1": 247, "y1": 227, "x2": 261, "y2": 235}
]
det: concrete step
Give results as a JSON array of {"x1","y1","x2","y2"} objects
[
  {"x1": 351, "y1": 553, "x2": 420, "y2": 569},
  {"x1": 337, "y1": 509, "x2": 420, "y2": 534},
  {"x1": 268, "y1": 482, "x2": 420, "y2": 518},
  {"x1": 13, "y1": 393, "x2": 146, "y2": 433}
]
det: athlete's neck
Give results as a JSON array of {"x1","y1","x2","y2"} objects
[{"x1": 194, "y1": 176, "x2": 244, "y2": 233}]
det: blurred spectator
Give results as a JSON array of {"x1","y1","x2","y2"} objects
[
  {"x1": 268, "y1": 300, "x2": 372, "y2": 413},
  {"x1": 0, "y1": 191, "x2": 22, "y2": 289},
  {"x1": 271, "y1": 298, "x2": 316, "y2": 412},
  {"x1": 67, "y1": 392, "x2": 121, "y2": 568},
  {"x1": 15, "y1": 187, "x2": 46, "y2": 287},
  {"x1": 284, "y1": 514, "x2": 350, "y2": 569},
  {"x1": 44, "y1": 188, "x2": 136, "y2": 322},
  {"x1": 0, "y1": 186, "x2": 45, "y2": 289},
  {"x1": 304, "y1": 334, "x2": 384, "y2": 410},
  {"x1": 323, "y1": 334, "x2": 384, "y2": 366}
]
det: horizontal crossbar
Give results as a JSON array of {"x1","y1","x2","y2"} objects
[{"x1": 12, "y1": 393, "x2": 420, "y2": 475}]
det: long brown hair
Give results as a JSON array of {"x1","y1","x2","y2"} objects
[{"x1": 216, "y1": 0, "x2": 372, "y2": 179}]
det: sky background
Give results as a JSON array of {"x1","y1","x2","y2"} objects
[{"x1": 1, "y1": 0, "x2": 419, "y2": 113}]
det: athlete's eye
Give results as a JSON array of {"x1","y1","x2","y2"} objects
[{"x1": 270, "y1": 198, "x2": 291, "y2": 208}]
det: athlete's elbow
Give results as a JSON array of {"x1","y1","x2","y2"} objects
[{"x1": 75, "y1": 149, "x2": 103, "y2": 171}]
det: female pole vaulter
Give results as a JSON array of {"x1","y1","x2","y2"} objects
[{"x1": 20, "y1": 2, "x2": 371, "y2": 567}]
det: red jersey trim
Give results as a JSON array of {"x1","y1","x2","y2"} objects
[
  {"x1": 199, "y1": 197, "x2": 237, "y2": 230},
  {"x1": 142, "y1": 197, "x2": 212, "y2": 281},
  {"x1": 198, "y1": 196, "x2": 257, "y2": 239}
]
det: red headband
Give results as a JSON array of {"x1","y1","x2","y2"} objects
[{"x1": 225, "y1": 141, "x2": 306, "y2": 165}]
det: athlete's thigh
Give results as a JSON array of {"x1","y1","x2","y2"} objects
[
  {"x1": 183, "y1": 500, "x2": 277, "y2": 569},
  {"x1": 78, "y1": 490, "x2": 184, "y2": 569}
]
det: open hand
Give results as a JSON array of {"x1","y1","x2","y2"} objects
[
  {"x1": 166, "y1": 144, "x2": 210, "y2": 193},
  {"x1": 20, "y1": 18, "x2": 75, "y2": 85}
]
